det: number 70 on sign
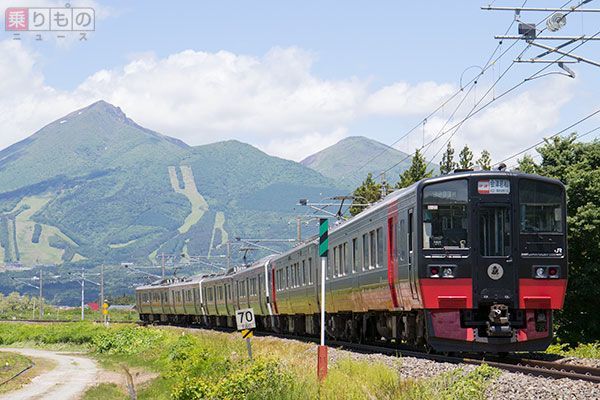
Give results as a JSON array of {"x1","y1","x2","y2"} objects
[{"x1": 235, "y1": 308, "x2": 256, "y2": 330}]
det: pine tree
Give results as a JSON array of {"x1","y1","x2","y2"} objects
[
  {"x1": 439, "y1": 142, "x2": 456, "y2": 174},
  {"x1": 350, "y1": 173, "x2": 385, "y2": 216},
  {"x1": 477, "y1": 149, "x2": 492, "y2": 170},
  {"x1": 517, "y1": 154, "x2": 538, "y2": 174},
  {"x1": 458, "y1": 145, "x2": 474, "y2": 169},
  {"x1": 396, "y1": 149, "x2": 433, "y2": 189}
]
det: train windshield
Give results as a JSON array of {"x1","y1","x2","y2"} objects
[
  {"x1": 519, "y1": 179, "x2": 563, "y2": 233},
  {"x1": 422, "y1": 179, "x2": 468, "y2": 249}
]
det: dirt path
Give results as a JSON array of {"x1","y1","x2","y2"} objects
[{"x1": 0, "y1": 348, "x2": 98, "y2": 400}]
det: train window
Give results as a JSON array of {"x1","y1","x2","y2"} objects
[
  {"x1": 369, "y1": 231, "x2": 376, "y2": 269},
  {"x1": 301, "y1": 260, "x2": 306, "y2": 285},
  {"x1": 343, "y1": 243, "x2": 349, "y2": 275},
  {"x1": 308, "y1": 257, "x2": 313, "y2": 284},
  {"x1": 480, "y1": 205, "x2": 511, "y2": 257},
  {"x1": 376, "y1": 228, "x2": 384, "y2": 268},
  {"x1": 286, "y1": 266, "x2": 290, "y2": 288},
  {"x1": 333, "y1": 246, "x2": 340, "y2": 277},
  {"x1": 352, "y1": 238, "x2": 358, "y2": 273},
  {"x1": 422, "y1": 179, "x2": 468, "y2": 249},
  {"x1": 362, "y1": 234, "x2": 369, "y2": 270},
  {"x1": 295, "y1": 263, "x2": 300, "y2": 287},
  {"x1": 519, "y1": 180, "x2": 563, "y2": 233}
]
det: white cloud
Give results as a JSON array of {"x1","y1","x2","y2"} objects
[
  {"x1": 259, "y1": 128, "x2": 347, "y2": 162},
  {"x1": 76, "y1": 47, "x2": 367, "y2": 144},
  {"x1": 365, "y1": 81, "x2": 457, "y2": 116},
  {"x1": 457, "y1": 77, "x2": 575, "y2": 162},
  {"x1": 0, "y1": 40, "x2": 576, "y2": 164}
]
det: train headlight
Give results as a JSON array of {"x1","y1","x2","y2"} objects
[
  {"x1": 442, "y1": 267, "x2": 454, "y2": 278},
  {"x1": 535, "y1": 267, "x2": 547, "y2": 278}
]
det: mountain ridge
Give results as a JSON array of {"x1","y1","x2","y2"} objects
[
  {"x1": 0, "y1": 100, "x2": 342, "y2": 269},
  {"x1": 301, "y1": 135, "x2": 413, "y2": 188}
]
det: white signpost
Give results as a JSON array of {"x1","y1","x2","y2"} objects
[
  {"x1": 236, "y1": 308, "x2": 256, "y2": 330},
  {"x1": 236, "y1": 308, "x2": 255, "y2": 361}
]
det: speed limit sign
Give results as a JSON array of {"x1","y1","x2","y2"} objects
[{"x1": 235, "y1": 308, "x2": 256, "y2": 330}]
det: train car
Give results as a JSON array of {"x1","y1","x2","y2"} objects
[{"x1": 136, "y1": 170, "x2": 567, "y2": 353}]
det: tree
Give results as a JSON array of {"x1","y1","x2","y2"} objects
[
  {"x1": 458, "y1": 145, "x2": 474, "y2": 169},
  {"x1": 527, "y1": 134, "x2": 600, "y2": 344},
  {"x1": 477, "y1": 149, "x2": 492, "y2": 170},
  {"x1": 516, "y1": 154, "x2": 538, "y2": 174},
  {"x1": 396, "y1": 149, "x2": 433, "y2": 189},
  {"x1": 439, "y1": 142, "x2": 457, "y2": 175},
  {"x1": 349, "y1": 173, "x2": 387, "y2": 216}
]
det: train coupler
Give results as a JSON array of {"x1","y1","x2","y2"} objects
[{"x1": 487, "y1": 304, "x2": 512, "y2": 337}]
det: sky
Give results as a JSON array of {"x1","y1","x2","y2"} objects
[{"x1": 0, "y1": 0, "x2": 599, "y2": 173}]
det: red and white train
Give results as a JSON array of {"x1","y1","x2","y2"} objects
[{"x1": 136, "y1": 171, "x2": 568, "y2": 353}]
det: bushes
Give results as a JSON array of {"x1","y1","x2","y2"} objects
[
  {"x1": 92, "y1": 326, "x2": 166, "y2": 355},
  {"x1": 0, "y1": 322, "x2": 100, "y2": 346},
  {"x1": 171, "y1": 360, "x2": 297, "y2": 400},
  {"x1": 0, "y1": 323, "x2": 503, "y2": 400}
]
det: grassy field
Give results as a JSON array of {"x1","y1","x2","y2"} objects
[{"x1": 0, "y1": 322, "x2": 503, "y2": 400}]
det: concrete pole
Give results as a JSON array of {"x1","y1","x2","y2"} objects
[
  {"x1": 320, "y1": 257, "x2": 326, "y2": 346},
  {"x1": 161, "y1": 252, "x2": 165, "y2": 280},
  {"x1": 81, "y1": 265, "x2": 85, "y2": 321},
  {"x1": 297, "y1": 216, "x2": 302, "y2": 242},
  {"x1": 227, "y1": 242, "x2": 231, "y2": 270},
  {"x1": 100, "y1": 264, "x2": 105, "y2": 323},
  {"x1": 39, "y1": 269, "x2": 43, "y2": 319}
]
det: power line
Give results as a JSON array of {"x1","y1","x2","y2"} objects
[
  {"x1": 335, "y1": 1, "x2": 533, "y2": 185},
  {"x1": 375, "y1": 3, "x2": 596, "y2": 180},
  {"x1": 495, "y1": 110, "x2": 600, "y2": 167},
  {"x1": 375, "y1": 27, "x2": 599, "y2": 180},
  {"x1": 507, "y1": 124, "x2": 600, "y2": 169}
]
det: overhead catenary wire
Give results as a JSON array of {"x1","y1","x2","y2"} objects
[
  {"x1": 373, "y1": 2, "x2": 595, "y2": 180},
  {"x1": 495, "y1": 112, "x2": 600, "y2": 167},
  {"x1": 508, "y1": 126, "x2": 600, "y2": 170},
  {"x1": 335, "y1": 1, "x2": 535, "y2": 185}
]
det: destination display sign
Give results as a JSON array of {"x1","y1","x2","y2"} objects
[{"x1": 478, "y1": 179, "x2": 510, "y2": 194}]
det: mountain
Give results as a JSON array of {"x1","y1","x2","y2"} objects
[
  {"x1": 301, "y1": 136, "x2": 414, "y2": 188},
  {"x1": 0, "y1": 101, "x2": 342, "y2": 270}
]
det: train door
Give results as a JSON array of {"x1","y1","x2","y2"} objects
[
  {"x1": 474, "y1": 202, "x2": 517, "y2": 308},
  {"x1": 408, "y1": 208, "x2": 419, "y2": 300}
]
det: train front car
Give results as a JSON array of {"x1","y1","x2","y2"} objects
[{"x1": 417, "y1": 171, "x2": 567, "y2": 353}]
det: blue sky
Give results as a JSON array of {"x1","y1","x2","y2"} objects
[{"x1": 0, "y1": 0, "x2": 599, "y2": 169}]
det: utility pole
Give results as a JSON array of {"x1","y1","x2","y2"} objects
[
  {"x1": 296, "y1": 216, "x2": 302, "y2": 242},
  {"x1": 318, "y1": 218, "x2": 329, "y2": 380},
  {"x1": 381, "y1": 172, "x2": 388, "y2": 197},
  {"x1": 100, "y1": 264, "x2": 104, "y2": 312},
  {"x1": 227, "y1": 242, "x2": 231, "y2": 270},
  {"x1": 39, "y1": 269, "x2": 43, "y2": 319},
  {"x1": 161, "y1": 252, "x2": 165, "y2": 280},
  {"x1": 81, "y1": 265, "x2": 85, "y2": 321}
]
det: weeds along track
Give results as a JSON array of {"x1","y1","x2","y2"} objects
[{"x1": 147, "y1": 321, "x2": 600, "y2": 384}]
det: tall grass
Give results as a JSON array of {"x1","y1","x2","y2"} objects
[{"x1": 0, "y1": 323, "x2": 501, "y2": 400}]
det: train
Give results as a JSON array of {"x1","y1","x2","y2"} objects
[{"x1": 136, "y1": 170, "x2": 568, "y2": 353}]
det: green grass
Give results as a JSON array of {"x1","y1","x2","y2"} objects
[
  {"x1": 83, "y1": 383, "x2": 127, "y2": 400},
  {"x1": 0, "y1": 322, "x2": 501, "y2": 400},
  {"x1": 0, "y1": 352, "x2": 31, "y2": 382},
  {"x1": 547, "y1": 342, "x2": 600, "y2": 359}
]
